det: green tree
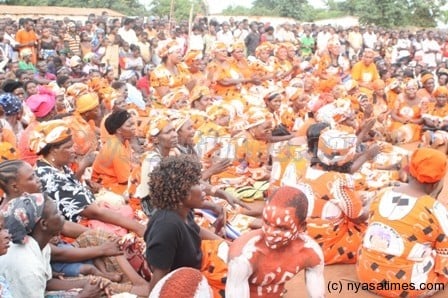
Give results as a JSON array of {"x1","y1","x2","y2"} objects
[
  {"x1": 251, "y1": 0, "x2": 316, "y2": 21},
  {"x1": 4, "y1": 0, "x2": 147, "y2": 15},
  {"x1": 336, "y1": 0, "x2": 447, "y2": 28},
  {"x1": 149, "y1": 0, "x2": 205, "y2": 21},
  {"x1": 354, "y1": 0, "x2": 408, "y2": 28}
]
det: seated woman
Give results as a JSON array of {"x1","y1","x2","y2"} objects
[
  {"x1": 389, "y1": 80, "x2": 424, "y2": 144},
  {"x1": 357, "y1": 148, "x2": 448, "y2": 297},
  {"x1": 130, "y1": 115, "x2": 229, "y2": 232},
  {"x1": 145, "y1": 155, "x2": 227, "y2": 297},
  {"x1": 149, "y1": 41, "x2": 191, "y2": 106},
  {"x1": 421, "y1": 86, "x2": 448, "y2": 150},
  {"x1": 297, "y1": 125, "x2": 379, "y2": 265},
  {"x1": 0, "y1": 193, "x2": 108, "y2": 297},
  {"x1": 92, "y1": 109, "x2": 135, "y2": 195},
  {"x1": 29, "y1": 120, "x2": 145, "y2": 236},
  {"x1": 0, "y1": 159, "x2": 149, "y2": 296}
]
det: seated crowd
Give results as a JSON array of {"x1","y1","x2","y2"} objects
[{"x1": 0, "y1": 12, "x2": 448, "y2": 298}]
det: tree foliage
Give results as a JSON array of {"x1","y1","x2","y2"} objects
[
  {"x1": 148, "y1": 0, "x2": 206, "y2": 21},
  {"x1": 4, "y1": 0, "x2": 447, "y2": 27},
  {"x1": 3, "y1": 0, "x2": 147, "y2": 15},
  {"x1": 252, "y1": 0, "x2": 315, "y2": 21},
  {"x1": 336, "y1": 0, "x2": 447, "y2": 28}
]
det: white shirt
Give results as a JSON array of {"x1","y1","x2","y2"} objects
[
  {"x1": 0, "y1": 238, "x2": 52, "y2": 298},
  {"x1": 118, "y1": 27, "x2": 138, "y2": 46},
  {"x1": 363, "y1": 32, "x2": 377, "y2": 49},
  {"x1": 216, "y1": 30, "x2": 234, "y2": 48},
  {"x1": 126, "y1": 83, "x2": 146, "y2": 109}
]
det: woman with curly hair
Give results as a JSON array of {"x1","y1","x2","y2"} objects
[{"x1": 145, "y1": 155, "x2": 227, "y2": 297}]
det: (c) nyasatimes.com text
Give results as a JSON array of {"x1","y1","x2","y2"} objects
[{"x1": 327, "y1": 280, "x2": 445, "y2": 294}]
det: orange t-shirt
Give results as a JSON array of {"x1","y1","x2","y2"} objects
[
  {"x1": 67, "y1": 114, "x2": 98, "y2": 156},
  {"x1": 92, "y1": 135, "x2": 131, "y2": 195}
]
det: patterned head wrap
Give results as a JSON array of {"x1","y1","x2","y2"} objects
[
  {"x1": 409, "y1": 148, "x2": 447, "y2": 183},
  {"x1": 317, "y1": 127, "x2": 357, "y2": 166},
  {"x1": 0, "y1": 93, "x2": 22, "y2": 116},
  {"x1": 158, "y1": 40, "x2": 181, "y2": 58},
  {"x1": 29, "y1": 120, "x2": 71, "y2": 154},
  {"x1": 0, "y1": 142, "x2": 18, "y2": 161},
  {"x1": 184, "y1": 50, "x2": 203, "y2": 66},
  {"x1": 161, "y1": 90, "x2": 189, "y2": 108},
  {"x1": 148, "y1": 114, "x2": 170, "y2": 137},
  {"x1": 207, "y1": 104, "x2": 231, "y2": 121},
  {"x1": 3, "y1": 193, "x2": 45, "y2": 244},
  {"x1": 255, "y1": 42, "x2": 273, "y2": 57},
  {"x1": 171, "y1": 112, "x2": 191, "y2": 132},
  {"x1": 66, "y1": 83, "x2": 89, "y2": 99}
]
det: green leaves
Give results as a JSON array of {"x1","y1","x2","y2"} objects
[{"x1": 4, "y1": 0, "x2": 147, "y2": 15}]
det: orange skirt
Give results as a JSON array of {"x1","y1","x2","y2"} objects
[{"x1": 201, "y1": 240, "x2": 228, "y2": 298}]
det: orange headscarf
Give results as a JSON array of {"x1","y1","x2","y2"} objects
[
  {"x1": 75, "y1": 92, "x2": 100, "y2": 114},
  {"x1": 409, "y1": 148, "x2": 447, "y2": 183},
  {"x1": 421, "y1": 73, "x2": 434, "y2": 85},
  {"x1": 433, "y1": 86, "x2": 448, "y2": 97},
  {"x1": 0, "y1": 142, "x2": 18, "y2": 161},
  {"x1": 29, "y1": 120, "x2": 71, "y2": 154},
  {"x1": 184, "y1": 50, "x2": 203, "y2": 66}
]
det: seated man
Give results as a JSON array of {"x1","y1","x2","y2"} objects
[
  {"x1": 357, "y1": 148, "x2": 448, "y2": 297},
  {"x1": 226, "y1": 186, "x2": 325, "y2": 298}
]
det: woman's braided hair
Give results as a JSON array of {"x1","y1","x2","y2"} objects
[
  {"x1": 149, "y1": 155, "x2": 202, "y2": 210},
  {"x1": 0, "y1": 160, "x2": 26, "y2": 195}
]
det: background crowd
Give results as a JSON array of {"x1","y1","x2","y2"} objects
[{"x1": 0, "y1": 10, "x2": 448, "y2": 298}]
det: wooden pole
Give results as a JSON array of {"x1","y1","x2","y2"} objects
[{"x1": 169, "y1": 0, "x2": 175, "y2": 33}]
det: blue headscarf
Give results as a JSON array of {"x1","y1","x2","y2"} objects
[{"x1": 0, "y1": 93, "x2": 22, "y2": 116}]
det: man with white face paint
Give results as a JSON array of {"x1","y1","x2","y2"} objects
[{"x1": 226, "y1": 186, "x2": 325, "y2": 298}]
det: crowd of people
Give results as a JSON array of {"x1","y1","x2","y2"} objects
[{"x1": 0, "y1": 10, "x2": 447, "y2": 297}]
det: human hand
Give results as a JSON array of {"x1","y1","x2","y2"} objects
[
  {"x1": 211, "y1": 203, "x2": 226, "y2": 234},
  {"x1": 78, "y1": 276, "x2": 111, "y2": 298},
  {"x1": 100, "y1": 238, "x2": 123, "y2": 257},
  {"x1": 366, "y1": 143, "x2": 381, "y2": 160},
  {"x1": 52, "y1": 271, "x2": 65, "y2": 279},
  {"x1": 208, "y1": 158, "x2": 232, "y2": 176},
  {"x1": 85, "y1": 180, "x2": 102, "y2": 194},
  {"x1": 222, "y1": 191, "x2": 251, "y2": 210},
  {"x1": 80, "y1": 151, "x2": 98, "y2": 168}
]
